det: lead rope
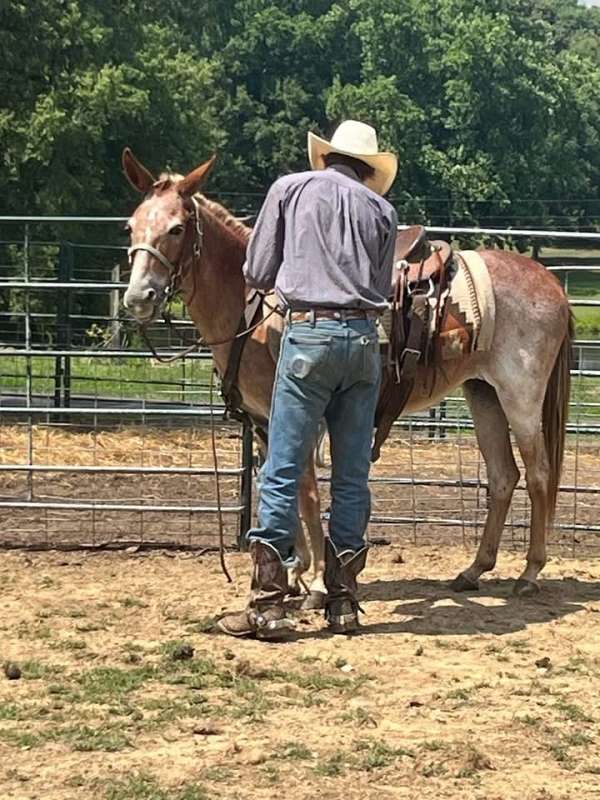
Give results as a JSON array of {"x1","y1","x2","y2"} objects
[
  {"x1": 139, "y1": 302, "x2": 280, "y2": 365},
  {"x1": 209, "y1": 365, "x2": 232, "y2": 583}
]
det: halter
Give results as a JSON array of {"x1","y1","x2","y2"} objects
[
  {"x1": 127, "y1": 196, "x2": 279, "y2": 362},
  {"x1": 127, "y1": 195, "x2": 204, "y2": 301}
]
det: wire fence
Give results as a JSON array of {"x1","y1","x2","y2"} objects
[{"x1": 1, "y1": 217, "x2": 600, "y2": 554}]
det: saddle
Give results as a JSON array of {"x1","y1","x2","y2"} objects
[
  {"x1": 372, "y1": 225, "x2": 454, "y2": 461},
  {"x1": 394, "y1": 225, "x2": 452, "y2": 284}
]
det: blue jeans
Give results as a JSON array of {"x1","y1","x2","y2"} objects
[{"x1": 247, "y1": 318, "x2": 381, "y2": 562}]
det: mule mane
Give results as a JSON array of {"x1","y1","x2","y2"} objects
[
  {"x1": 195, "y1": 195, "x2": 252, "y2": 243},
  {"x1": 150, "y1": 171, "x2": 251, "y2": 244}
]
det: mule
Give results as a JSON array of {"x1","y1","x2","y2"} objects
[{"x1": 122, "y1": 150, "x2": 572, "y2": 598}]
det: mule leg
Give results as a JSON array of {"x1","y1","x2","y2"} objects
[
  {"x1": 298, "y1": 454, "x2": 326, "y2": 608},
  {"x1": 505, "y1": 412, "x2": 551, "y2": 597},
  {"x1": 451, "y1": 380, "x2": 520, "y2": 591},
  {"x1": 287, "y1": 518, "x2": 311, "y2": 596}
]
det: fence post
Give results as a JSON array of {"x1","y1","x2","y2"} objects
[
  {"x1": 109, "y1": 263, "x2": 121, "y2": 349},
  {"x1": 238, "y1": 421, "x2": 254, "y2": 551},
  {"x1": 428, "y1": 406, "x2": 436, "y2": 440},
  {"x1": 54, "y1": 242, "x2": 73, "y2": 409}
]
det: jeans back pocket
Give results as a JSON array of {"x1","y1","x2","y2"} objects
[{"x1": 285, "y1": 335, "x2": 333, "y2": 382}]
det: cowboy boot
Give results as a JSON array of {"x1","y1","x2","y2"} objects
[
  {"x1": 216, "y1": 540, "x2": 296, "y2": 639},
  {"x1": 324, "y1": 537, "x2": 368, "y2": 634}
]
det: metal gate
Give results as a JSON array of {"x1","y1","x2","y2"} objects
[{"x1": 1, "y1": 217, "x2": 600, "y2": 553}]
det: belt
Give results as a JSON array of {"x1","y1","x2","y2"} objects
[{"x1": 289, "y1": 308, "x2": 380, "y2": 323}]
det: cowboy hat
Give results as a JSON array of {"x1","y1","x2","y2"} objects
[{"x1": 307, "y1": 120, "x2": 398, "y2": 195}]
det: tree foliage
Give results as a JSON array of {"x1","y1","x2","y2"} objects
[{"x1": 1, "y1": 0, "x2": 600, "y2": 227}]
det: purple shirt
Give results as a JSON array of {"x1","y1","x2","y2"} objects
[{"x1": 243, "y1": 165, "x2": 398, "y2": 311}]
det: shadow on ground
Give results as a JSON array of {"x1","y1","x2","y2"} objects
[{"x1": 291, "y1": 575, "x2": 600, "y2": 640}]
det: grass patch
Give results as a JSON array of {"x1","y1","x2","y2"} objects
[
  {"x1": 555, "y1": 700, "x2": 593, "y2": 723},
  {"x1": 202, "y1": 766, "x2": 235, "y2": 782},
  {"x1": 50, "y1": 637, "x2": 88, "y2": 653},
  {"x1": 314, "y1": 750, "x2": 348, "y2": 777},
  {"x1": 65, "y1": 723, "x2": 132, "y2": 752},
  {"x1": 286, "y1": 669, "x2": 367, "y2": 693},
  {"x1": 565, "y1": 731, "x2": 593, "y2": 747},
  {"x1": 355, "y1": 738, "x2": 415, "y2": 770},
  {"x1": 421, "y1": 739, "x2": 447, "y2": 751},
  {"x1": 547, "y1": 741, "x2": 572, "y2": 765},
  {"x1": 261, "y1": 764, "x2": 281, "y2": 784},
  {"x1": 0, "y1": 354, "x2": 213, "y2": 405},
  {"x1": 160, "y1": 640, "x2": 196, "y2": 662},
  {"x1": 104, "y1": 772, "x2": 208, "y2": 800},
  {"x1": 278, "y1": 741, "x2": 313, "y2": 760},
  {"x1": 0, "y1": 702, "x2": 20, "y2": 720},
  {"x1": 187, "y1": 616, "x2": 218, "y2": 634},
  {"x1": 516, "y1": 714, "x2": 542, "y2": 727},
  {"x1": 20, "y1": 660, "x2": 62, "y2": 680},
  {"x1": 77, "y1": 665, "x2": 155, "y2": 703},
  {"x1": 422, "y1": 761, "x2": 447, "y2": 777},
  {"x1": 456, "y1": 745, "x2": 494, "y2": 778},
  {"x1": 141, "y1": 694, "x2": 214, "y2": 725},
  {"x1": 0, "y1": 728, "x2": 51, "y2": 749},
  {"x1": 446, "y1": 687, "x2": 473, "y2": 701},
  {"x1": 228, "y1": 683, "x2": 273, "y2": 723},
  {"x1": 339, "y1": 706, "x2": 377, "y2": 728}
]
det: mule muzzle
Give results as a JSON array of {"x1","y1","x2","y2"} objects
[{"x1": 124, "y1": 284, "x2": 164, "y2": 323}]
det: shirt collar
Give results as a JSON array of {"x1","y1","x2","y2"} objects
[{"x1": 325, "y1": 164, "x2": 361, "y2": 183}]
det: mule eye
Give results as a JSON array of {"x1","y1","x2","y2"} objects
[
  {"x1": 123, "y1": 223, "x2": 131, "y2": 234},
  {"x1": 169, "y1": 224, "x2": 184, "y2": 236}
]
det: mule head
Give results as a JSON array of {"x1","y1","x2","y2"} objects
[{"x1": 121, "y1": 148, "x2": 216, "y2": 323}]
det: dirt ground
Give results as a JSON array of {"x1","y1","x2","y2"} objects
[{"x1": 1, "y1": 545, "x2": 600, "y2": 800}]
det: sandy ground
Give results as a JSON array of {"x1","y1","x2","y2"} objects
[{"x1": 1, "y1": 544, "x2": 600, "y2": 800}]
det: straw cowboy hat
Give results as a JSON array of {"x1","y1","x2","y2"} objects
[{"x1": 308, "y1": 120, "x2": 398, "y2": 195}]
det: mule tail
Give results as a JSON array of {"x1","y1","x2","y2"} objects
[{"x1": 543, "y1": 312, "x2": 573, "y2": 524}]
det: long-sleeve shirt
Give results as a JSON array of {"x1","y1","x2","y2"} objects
[{"x1": 243, "y1": 164, "x2": 398, "y2": 312}]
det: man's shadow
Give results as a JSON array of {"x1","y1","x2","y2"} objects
[{"x1": 292, "y1": 574, "x2": 600, "y2": 640}]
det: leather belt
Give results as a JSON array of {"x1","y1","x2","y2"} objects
[{"x1": 289, "y1": 308, "x2": 380, "y2": 323}]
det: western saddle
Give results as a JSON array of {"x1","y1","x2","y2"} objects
[
  {"x1": 394, "y1": 224, "x2": 452, "y2": 285},
  {"x1": 372, "y1": 225, "x2": 454, "y2": 461}
]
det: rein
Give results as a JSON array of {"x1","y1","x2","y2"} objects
[{"x1": 139, "y1": 300, "x2": 279, "y2": 364}]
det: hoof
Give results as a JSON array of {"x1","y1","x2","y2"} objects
[
  {"x1": 450, "y1": 572, "x2": 480, "y2": 592},
  {"x1": 513, "y1": 578, "x2": 540, "y2": 598},
  {"x1": 302, "y1": 590, "x2": 326, "y2": 610},
  {"x1": 287, "y1": 584, "x2": 302, "y2": 598}
]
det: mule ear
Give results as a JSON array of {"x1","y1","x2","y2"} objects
[
  {"x1": 177, "y1": 154, "x2": 217, "y2": 198},
  {"x1": 122, "y1": 147, "x2": 156, "y2": 194}
]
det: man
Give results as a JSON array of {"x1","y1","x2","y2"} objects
[{"x1": 218, "y1": 120, "x2": 398, "y2": 638}]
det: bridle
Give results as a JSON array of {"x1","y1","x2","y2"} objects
[
  {"x1": 126, "y1": 195, "x2": 278, "y2": 362},
  {"x1": 127, "y1": 195, "x2": 204, "y2": 307}
]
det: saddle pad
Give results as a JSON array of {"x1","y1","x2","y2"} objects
[{"x1": 449, "y1": 250, "x2": 495, "y2": 353}]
